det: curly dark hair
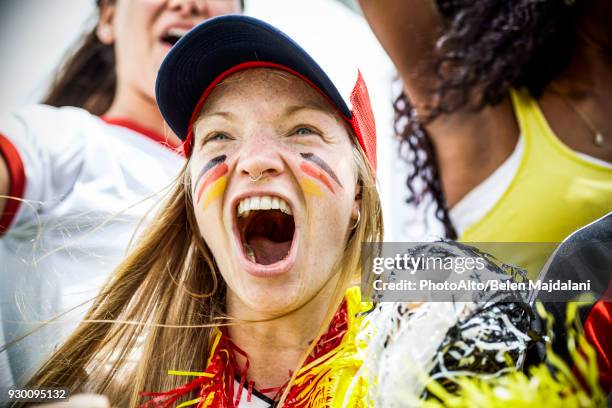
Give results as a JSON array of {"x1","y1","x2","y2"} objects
[{"x1": 396, "y1": 0, "x2": 578, "y2": 239}]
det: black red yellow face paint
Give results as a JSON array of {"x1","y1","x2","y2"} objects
[
  {"x1": 194, "y1": 155, "x2": 228, "y2": 209},
  {"x1": 193, "y1": 152, "x2": 341, "y2": 206},
  {"x1": 299, "y1": 152, "x2": 343, "y2": 196}
]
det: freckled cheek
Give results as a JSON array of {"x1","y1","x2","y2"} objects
[
  {"x1": 335, "y1": 156, "x2": 357, "y2": 185},
  {"x1": 194, "y1": 186, "x2": 229, "y2": 246},
  {"x1": 196, "y1": 206, "x2": 231, "y2": 258},
  {"x1": 303, "y1": 188, "x2": 352, "y2": 228},
  {"x1": 304, "y1": 198, "x2": 351, "y2": 264},
  {"x1": 305, "y1": 161, "x2": 356, "y2": 233}
]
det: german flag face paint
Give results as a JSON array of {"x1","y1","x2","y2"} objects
[
  {"x1": 194, "y1": 155, "x2": 228, "y2": 209},
  {"x1": 299, "y1": 152, "x2": 343, "y2": 196}
]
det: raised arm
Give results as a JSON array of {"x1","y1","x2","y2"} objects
[
  {"x1": 358, "y1": 0, "x2": 443, "y2": 113},
  {"x1": 358, "y1": 0, "x2": 519, "y2": 209}
]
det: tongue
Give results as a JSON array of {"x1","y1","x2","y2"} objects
[{"x1": 247, "y1": 235, "x2": 291, "y2": 265}]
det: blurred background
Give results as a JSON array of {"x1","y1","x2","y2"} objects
[{"x1": 0, "y1": 0, "x2": 427, "y2": 241}]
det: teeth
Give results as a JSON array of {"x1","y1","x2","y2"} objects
[
  {"x1": 237, "y1": 196, "x2": 292, "y2": 217},
  {"x1": 167, "y1": 27, "x2": 188, "y2": 38},
  {"x1": 260, "y1": 196, "x2": 272, "y2": 210},
  {"x1": 245, "y1": 244, "x2": 256, "y2": 262},
  {"x1": 280, "y1": 200, "x2": 290, "y2": 215}
]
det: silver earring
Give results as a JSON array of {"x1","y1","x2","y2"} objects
[{"x1": 350, "y1": 209, "x2": 361, "y2": 230}]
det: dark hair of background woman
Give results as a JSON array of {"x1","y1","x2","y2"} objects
[
  {"x1": 43, "y1": 0, "x2": 244, "y2": 116},
  {"x1": 396, "y1": 0, "x2": 578, "y2": 239}
]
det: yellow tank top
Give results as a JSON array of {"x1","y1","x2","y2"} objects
[{"x1": 460, "y1": 88, "x2": 612, "y2": 278}]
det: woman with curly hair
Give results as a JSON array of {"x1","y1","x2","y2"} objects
[{"x1": 359, "y1": 0, "x2": 612, "y2": 276}]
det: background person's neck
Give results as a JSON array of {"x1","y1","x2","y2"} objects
[{"x1": 104, "y1": 84, "x2": 181, "y2": 145}]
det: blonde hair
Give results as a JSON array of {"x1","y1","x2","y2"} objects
[{"x1": 21, "y1": 127, "x2": 382, "y2": 408}]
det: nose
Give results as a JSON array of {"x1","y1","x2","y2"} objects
[
  {"x1": 166, "y1": 0, "x2": 207, "y2": 16},
  {"x1": 237, "y1": 141, "x2": 285, "y2": 183}
]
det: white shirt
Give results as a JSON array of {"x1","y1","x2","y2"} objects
[
  {"x1": 233, "y1": 379, "x2": 275, "y2": 407},
  {"x1": 0, "y1": 105, "x2": 184, "y2": 389}
]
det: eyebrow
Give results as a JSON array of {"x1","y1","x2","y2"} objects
[
  {"x1": 197, "y1": 111, "x2": 237, "y2": 121},
  {"x1": 193, "y1": 111, "x2": 238, "y2": 130},
  {"x1": 283, "y1": 104, "x2": 337, "y2": 120},
  {"x1": 193, "y1": 111, "x2": 238, "y2": 139}
]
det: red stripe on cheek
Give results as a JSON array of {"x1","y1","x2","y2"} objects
[
  {"x1": 196, "y1": 163, "x2": 229, "y2": 203},
  {"x1": 300, "y1": 162, "x2": 335, "y2": 194}
]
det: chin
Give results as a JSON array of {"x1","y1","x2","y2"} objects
[
  {"x1": 220, "y1": 234, "x2": 343, "y2": 314},
  {"x1": 237, "y1": 282, "x2": 306, "y2": 316}
]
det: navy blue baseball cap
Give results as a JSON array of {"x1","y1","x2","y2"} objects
[{"x1": 156, "y1": 14, "x2": 377, "y2": 169}]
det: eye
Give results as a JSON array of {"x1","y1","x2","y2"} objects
[
  {"x1": 202, "y1": 132, "x2": 231, "y2": 146},
  {"x1": 209, "y1": 132, "x2": 230, "y2": 142},
  {"x1": 293, "y1": 126, "x2": 319, "y2": 136}
]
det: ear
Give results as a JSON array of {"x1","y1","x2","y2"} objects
[{"x1": 96, "y1": 2, "x2": 116, "y2": 45}]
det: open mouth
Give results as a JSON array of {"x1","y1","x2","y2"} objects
[
  {"x1": 160, "y1": 27, "x2": 188, "y2": 46},
  {"x1": 236, "y1": 196, "x2": 295, "y2": 266}
]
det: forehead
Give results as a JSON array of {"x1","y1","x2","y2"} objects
[{"x1": 198, "y1": 68, "x2": 340, "y2": 117}]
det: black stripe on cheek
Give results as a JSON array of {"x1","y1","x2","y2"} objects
[
  {"x1": 193, "y1": 154, "x2": 227, "y2": 191},
  {"x1": 300, "y1": 152, "x2": 343, "y2": 188}
]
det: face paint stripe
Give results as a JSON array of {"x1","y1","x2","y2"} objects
[
  {"x1": 300, "y1": 153, "x2": 343, "y2": 188},
  {"x1": 300, "y1": 162, "x2": 335, "y2": 194},
  {"x1": 196, "y1": 163, "x2": 229, "y2": 203},
  {"x1": 200, "y1": 176, "x2": 228, "y2": 209},
  {"x1": 300, "y1": 178, "x2": 324, "y2": 197},
  {"x1": 193, "y1": 155, "x2": 227, "y2": 191}
]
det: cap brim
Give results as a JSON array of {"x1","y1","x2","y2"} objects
[{"x1": 156, "y1": 14, "x2": 351, "y2": 141}]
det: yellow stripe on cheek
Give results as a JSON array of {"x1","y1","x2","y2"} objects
[
  {"x1": 301, "y1": 178, "x2": 324, "y2": 197},
  {"x1": 201, "y1": 176, "x2": 227, "y2": 209}
]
